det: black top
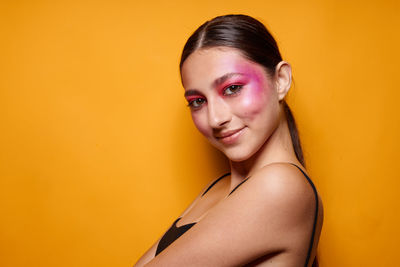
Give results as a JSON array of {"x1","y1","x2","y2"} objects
[
  {"x1": 155, "y1": 217, "x2": 196, "y2": 256},
  {"x1": 154, "y1": 164, "x2": 319, "y2": 267}
]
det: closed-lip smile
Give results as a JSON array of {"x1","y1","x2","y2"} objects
[{"x1": 215, "y1": 127, "x2": 245, "y2": 144}]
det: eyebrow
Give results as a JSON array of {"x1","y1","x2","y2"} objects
[
  {"x1": 213, "y1": 72, "x2": 243, "y2": 87},
  {"x1": 184, "y1": 72, "x2": 244, "y2": 97},
  {"x1": 184, "y1": 89, "x2": 203, "y2": 97}
]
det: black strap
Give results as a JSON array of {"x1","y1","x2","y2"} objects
[
  {"x1": 228, "y1": 177, "x2": 250, "y2": 196},
  {"x1": 201, "y1": 173, "x2": 230, "y2": 197},
  {"x1": 289, "y1": 164, "x2": 319, "y2": 267}
]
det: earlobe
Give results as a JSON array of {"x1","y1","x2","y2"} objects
[{"x1": 274, "y1": 61, "x2": 292, "y2": 101}]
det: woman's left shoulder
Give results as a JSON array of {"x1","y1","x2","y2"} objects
[
  {"x1": 240, "y1": 162, "x2": 318, "y2": 215},
  {"x1": 253, "y1": 162, "x2": 314, "y2": 185}
]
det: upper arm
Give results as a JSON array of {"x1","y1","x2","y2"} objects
[
  {"x1": 134, "y1": 237, "x2": 161, "y2": 267},
  {"x1": 144, "y1": 163, "x2": 318, "y2": 266}
]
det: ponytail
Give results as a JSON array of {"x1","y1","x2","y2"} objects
[{"x1": 282, "y1": 100, "x2": 305, "y2": 168}]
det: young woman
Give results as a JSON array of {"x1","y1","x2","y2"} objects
[{"x1": 134, "y1": 14, "x2": 323, "y2": 267}]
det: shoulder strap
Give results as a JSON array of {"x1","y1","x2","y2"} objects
[
  {"x1": 289, "y1": 163, "x2": 319, "y2": 267},
  {"x1": 201, "y1": 173, "x2": 230, "y2": 197},
  {"x1": 228, "y1": 177, "x2": 250, "y2": 196}
]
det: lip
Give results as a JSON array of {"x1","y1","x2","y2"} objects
[{"x1": 215, "y1": 127, "x2": 245, "y2": 145}]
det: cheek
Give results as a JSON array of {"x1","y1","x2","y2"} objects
[
  {"x1": 236, "y1": 82, "x2": 272, "y2": 117},
  {"x1": 191, "y1": 112, "x2": 211, "y2": 136},
  {"x1": 232, "y1": 64, "x2": 273, "y2": 116}
]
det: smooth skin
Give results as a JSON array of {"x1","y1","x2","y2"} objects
[{"x1": 134, "y1": 47, "x2": 323, "y2": 267}]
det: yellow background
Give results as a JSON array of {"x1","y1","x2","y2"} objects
[{"x1": 1, "y1": 0, "x2": 399, "y2": 266}]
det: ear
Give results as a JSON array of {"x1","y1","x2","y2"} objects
[{"x1": 274, "y1": 61, "x2": 292, "y2": 101}]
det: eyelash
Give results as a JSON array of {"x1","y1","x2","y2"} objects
[
  {"x1": 187, "y1": 98, "x2": 206, "y2": 109},
  {"x1": 186, "y1": 84, "x2": 244, "y2": 110},
  {"x1": 223, "y1": 84, "x2": 243, "y2": 96}
]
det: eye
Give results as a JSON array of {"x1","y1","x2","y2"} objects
[
  {"x1": 187, "y1": 98, "x2": 206, "y2": 109},
  {"x1": 223, "y1": 84, "x2": 243, "y2": 96}
]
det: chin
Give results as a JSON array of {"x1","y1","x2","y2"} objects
[{"x1": 220, "y1": 147, "x2": 255, "y2": 163}]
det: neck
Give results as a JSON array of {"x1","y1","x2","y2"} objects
[{"x1": 228, "y1": 109, "x2": 298, "y2": 189}]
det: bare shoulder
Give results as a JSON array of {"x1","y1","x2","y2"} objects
[
  {"x1": 179, "y1": 172, "x2": 230, "y2": 218},
  {"x1": 231, "y1": 162, "x2": 319, "y2": 233},
  {"x1": 242, "y1": 162, "x2": 317, "y2": 204},
  {"x1": 142, "y1": 163, "x2": 322, "y2": 266}
]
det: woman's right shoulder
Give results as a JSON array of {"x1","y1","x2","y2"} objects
[
  {"x1": 178, "y1": 172, "x2": 230, "y2": 218},
  {"x1": 200, "y1": 172, "x2": 231, "y2": 197}
]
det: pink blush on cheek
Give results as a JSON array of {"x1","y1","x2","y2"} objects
[
  {"x1": 235, "y1": 65, "x2": 271, "y2": 113},
  {"x1": 240, "y1": 88, "x2": 266, "y2": 115}
]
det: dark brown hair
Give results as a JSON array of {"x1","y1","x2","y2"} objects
[{"x1": 179, "y1": 14, "x2": 306, "y2": 168}]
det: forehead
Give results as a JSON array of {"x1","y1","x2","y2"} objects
[{"x1": 181, "y1": 47, "x2": 267, "y2": 89}]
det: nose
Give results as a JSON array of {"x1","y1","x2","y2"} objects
[{"x1": 207, "y1": 97, "x2": 231, "y2": 128}]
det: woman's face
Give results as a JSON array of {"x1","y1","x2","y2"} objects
[{"x1": 181, "y1": 47, "x2": 281, "y2": 162}]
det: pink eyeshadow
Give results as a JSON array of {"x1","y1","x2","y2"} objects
[
  {"x1": 233, "y1": 62, "x2": 269, "y2": 111},
  {"x1": 185, "y1": 95, "x2": 204, "y2": 102}
]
